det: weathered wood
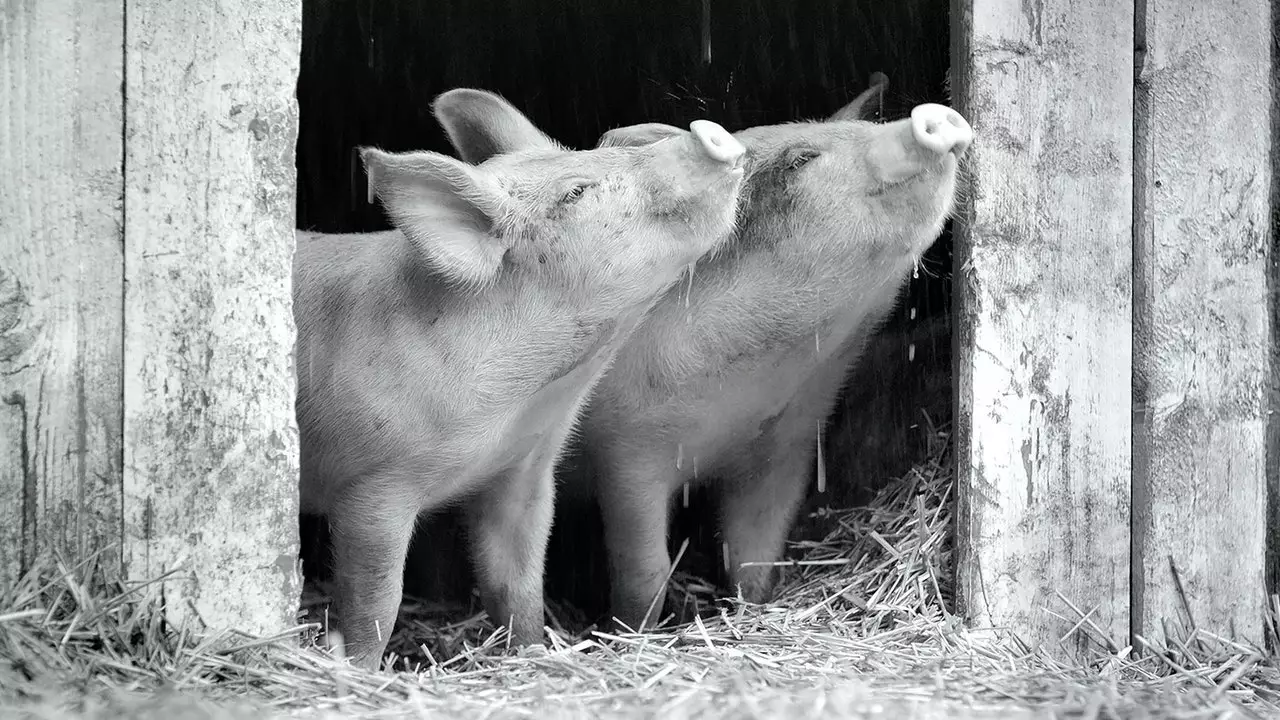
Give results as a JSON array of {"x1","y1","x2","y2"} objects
[
  {"x1": 0, "y1": 1, "x2": 125, "y2": 584},
  {"x1": 1271, "y1": 2, "x2": 1280, "y2": 626},
  {"x1": 952, "y1": 0, "x2": 1133, "y2": 653},
  {"x1": 123, "y1": 0, "x2": 302, "y2": 634},
  {"x1": 1132, "y1": 0, "x2": 1274, "y2": 645}
]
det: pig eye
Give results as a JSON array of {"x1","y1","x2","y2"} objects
[
  {"x1": 559, "y1": 182, "x2": 597, "y2": 205},
  {"x1": 786, "y1": 150, "x2": 821, "y2": 172}
]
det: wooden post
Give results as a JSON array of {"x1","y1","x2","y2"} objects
[
  {"x1": 952, "y1": 0, "x2": 1133, "y2": 653},
  {"x1": 123, "y1": 0, "x2": 302, "y2": 635},
  {"x1": 1132, "y1": 0, "x2": 1275, "y2": 646},
  {"x1": 0, "y1": 1, "x2": 125, "y2": 585}
]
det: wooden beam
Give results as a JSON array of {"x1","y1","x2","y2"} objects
[
  {"x1": 0, "y1": 0, "x2": 125, "y2": 584},
  {"x1": 1132, "y1": 0, "x2": 1275, "y2": 646},
  {"x1": 952, "y1": 0, "x2": 1133, "y2": 653},
  {"x1": 123, "y1": 0, "x2": 302, "y2": 635}
]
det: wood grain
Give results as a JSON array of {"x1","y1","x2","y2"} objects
[
  {"x1": 122, "y1": 0, "x2": 302, "y2": 635},
  {"x1": 952, "y1": 0, "x2": 1133, "y2": 653},
  {"x1": 0, "y1": 0, "x2": 125, "y2": 585},
  {"x1": 1132, "y1": 0, "x2": 1274, "y2": 645}
]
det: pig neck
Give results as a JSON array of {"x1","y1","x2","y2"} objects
[
  {"x1": 424, "y1": 264, "x2": 661, "y2": 410},
  {"x1": 629, "y1": 239, "x2": 917, "y2": 374},
  {"x1": 428, "y1": 267, "x2": 670, "y2": 476}
]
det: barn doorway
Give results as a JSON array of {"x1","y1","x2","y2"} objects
[{"x1": 295, "y1": 0, "x2": 955, "y2": 651}]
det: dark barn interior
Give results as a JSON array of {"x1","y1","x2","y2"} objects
[{"x1": 295, "y1": 0, "x2": 955, "y2": 635}]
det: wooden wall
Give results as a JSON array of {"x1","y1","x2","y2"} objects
[
  {"x1": 1, "y1": 0, "x2": 126, "y2": 590},
  {"x1": 1130, "y1": 0, "x2": 1275, "y2": 647},
  {"x1": 1, "y1": 0, "x2": 302, "y2": 637},
  {"x1": 954, "y1": 0, "x2": 1276, "y2": 654}
]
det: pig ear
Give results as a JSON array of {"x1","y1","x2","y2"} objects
[
  {"x1": 829, "y1": 71, "x2": 889, "y2": 122},
  {"x1": 597, "y1": 122, "x2": 687, "y2": 149},
  {"x1": 432, "y1": 88, "x2": 562, "y2": 164},
  {"x1": 361, "y1": 146, "x2": 509, "y2": 287}
]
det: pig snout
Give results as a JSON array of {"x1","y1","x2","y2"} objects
[
  {"x1": 909, "y1": 104, "x2": 972, "y2": 159},
  {"x1": 868, "y1": 104, "x2": 973, "y2": 185},
  {"x1": 688, "y1": 119, "x2": 747, "y2": 166}
]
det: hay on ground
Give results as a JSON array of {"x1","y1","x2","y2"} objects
[{"x1": 3, "y1": 429, "x2": 1278, "y2": 719}]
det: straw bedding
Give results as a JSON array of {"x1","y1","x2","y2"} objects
[{"x1": 3, "y1": 428, "x2": 1277, "y2": 719}]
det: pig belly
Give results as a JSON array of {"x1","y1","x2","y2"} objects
[
  {"x1": 678, "y1": 304, "x2": 888, "y2": 479},
  {"x1": 685, "y1": 372, "x2": 805, "y2": 466},
  {"x1": 298, "y1": 401, "x2": 489, "y2": 515},
  {"x1": 638, "y1": 324, "x2": 868, "y2": 495},
  {"x1": 641, "y1": 349, "x2": 824, "y2": 490}
]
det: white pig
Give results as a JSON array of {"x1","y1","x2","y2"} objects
[
  {"x1": 574, "y1": 77, "x2": 972, "y2": 629},
  {"x1": 294, "y1": 88, "x2": 746, "y2": 668}
]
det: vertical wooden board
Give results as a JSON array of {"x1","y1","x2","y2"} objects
[
  {"x1": 1132, "y1": 0, "x2": 1274, "y2": 645},
  {"x1": 951, "y1": 0, "x2": 1133, "y2": 652},
  {"x1": 0, "y1": 1, "x2": 124, "y2": 585},
  {"x1": 1270, "y1": 0, "x2": 1280, "y2": 615},
  {"x1": 123, "y1": 0, "x2": 302, "y2": 635}
]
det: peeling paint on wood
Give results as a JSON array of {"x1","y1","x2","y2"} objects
[
  {"x1": 122, "y1": 0, "x2": 302, "y2": 635},
  {"x1": 1132, "y1": 0, "x2": 1274, "y2": 645},
  {"x1": 0, "y1": 0, "x2": 125, "y2": 586},
  {"x1": 952, "y1": 0, "x2": 1133, "y2": 654}
]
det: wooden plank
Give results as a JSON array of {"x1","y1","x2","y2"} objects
[
  {"x1": 1271, "y1": 2, "x2": 1280, "y2": 625},
  {"x1": 0, "y1": 0, "x2": 125, "y2": 584},
  {"x1": 951, "y1": 0, "x2": 1133, "y2": 653},
  {"x1": 1132, "y1": 0, "x2": 1274, "y2": 646},
  {"x1": 123, "y1": 0, "x2": 302, "y2": 635}
]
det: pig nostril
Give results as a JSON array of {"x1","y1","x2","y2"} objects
[{"x1": 910, "y1": 103, "x2": 973, "y2": 158}]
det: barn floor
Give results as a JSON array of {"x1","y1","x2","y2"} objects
[{"x1": 2, "y1": 431, "x2": 1276, "y2": 720}]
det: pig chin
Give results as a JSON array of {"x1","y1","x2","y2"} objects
[
  {"x1": 875, "y1": 174, "x2": 958, "y2": 254},
  {"x1": 863, "y1": 198, "x2": 953, "y2": 263},
  {"x1": 667, "y1": 193, "x2": 742, "y2": 263},
  {"x1": 872, "y1": 156, "x2": 956, "y2": 196},
  {"x1": 859, "y1": 229, "x2": 939, "y2": 269}
]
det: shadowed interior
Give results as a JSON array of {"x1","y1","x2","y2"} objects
[{"x1": 295, "y1": 0, "x2": 954, "y2": 629}]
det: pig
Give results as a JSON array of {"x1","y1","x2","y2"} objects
[
  {"x1": 435, "y1": 78, "x2": 972, "y2": 631},
  {"x1": 433, "y1": 74, "x2": 969, "y2": 630},
  {"x1": 573, "y1": 77, "x2": 973, "y2": 630},
  {"x1": 294, "y1": 87, "x2": 747, "y2": 669}
]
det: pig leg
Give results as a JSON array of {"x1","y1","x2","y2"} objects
[
  {"x1": 596, "y1": 456, "x2": 679, "y2": 631},
  {"x1": 462, "y1": 455, "x2": 556, "y2": 646},
  {"x1": 327, "y1": 482, "x2": 421, "y2": 670},
  {"x1": 717, "y1": 431, "x2": 817, "y2": 604}
]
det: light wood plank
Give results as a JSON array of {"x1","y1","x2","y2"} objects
[
  {"x1": 123, "y1": 0, "x2": 302, "y2": 634},
  {"x1": 1132, "y1": 0, "x2": 1274, "y2": 645},
  {"x1": 952, "y1": 0, "x2": 1133, "y2": 653},
  {"x1": 0, "y1": 0, "x2": 124, "y2": 584}
]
